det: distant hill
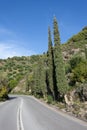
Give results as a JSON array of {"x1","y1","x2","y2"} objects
[{"x1": 0, "y1": 55, "x2": 40, "y2": 92}]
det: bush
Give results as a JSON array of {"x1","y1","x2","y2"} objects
[
  {"x1": 72, "y1": 61, "x2": 87, "y2": 83},
  {"x1": 8, "y1": 80, "x2": 18, "y2": 90},
  {"x1": 47, "y1": 95, "x2": 53, "y2": 104},
  {"x1": 69, "y1": 55, "x2": 84, "y2": 69},
  {"x1": 0, "y1": 87, "x2": 8, "y2": 101},
  {"x1": 65, "y1": 63, "x2": 71, "y2": 74}
]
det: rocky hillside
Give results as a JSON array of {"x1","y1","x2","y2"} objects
[
  {"x1": 61, "y1": 27, "x2": 87, "y2": 121},
  {"x1": 62, "y1": 26, "x2": 87, "y2": 61}
]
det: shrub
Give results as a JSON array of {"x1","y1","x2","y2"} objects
[
  {"x1": 47, "y1": 95, "x2": 53, "y2": 104},
  {"x1": 73, "y1": 62, "x2": 87, "y2": 83},
  {"x1": 69, "y1": 55, "x2": 84, "y2": 69},
  {"x1": 65, "y1": 63, "x2": 71, "y2": 74},
  {"x1": 8, "y1": 80, "x2": 18, "y2": 90},
  {"x1": 71, "y1": 61, "x2": 87, "y2": 84},
  {"x1": 0, "y1": 87, "x2": 8, "y2": 101}
]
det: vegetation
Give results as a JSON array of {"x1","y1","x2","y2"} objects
[
  {"x1": 47, "y1": 27, "x2": 54, "y2": 98},
  {"x1": 0, "y1": 73, "x2": 8, "y2": 101},
  {"x1": 53, "y1": 17, "x2": 68, "y2": 100},
  {"x1": 0, "y1": 18, "x2": 87, "y2": 106}
]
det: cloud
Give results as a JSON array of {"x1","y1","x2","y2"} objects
[
  {"x1": 0, "y1": 28, "x2": 13, "y2": 35},
  {"x1": 0, "y1": 41, "x2": 35, "y2": 59},
  {"x1": 0, "y1": 27, "x2": 35, "y2": 59}
]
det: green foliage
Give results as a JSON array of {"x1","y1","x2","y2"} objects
[
  {"x1": 8, "y1": 80, "x2": 18, "y2": 90},
  {"x1": 66, "y1": 54, "x2": 87, "y2": 86},
  {"x1": 47, "y1": 27, "x2": 54, "y2": 98},
  {"x1": 26, "y1": 73, "x2": 34, "y2": 93},
  {"x1": 47, "y1": 95, "x2": 53, "y2": 104},
  {"x1": 36, "y1": 56, "x2": 46, "y2": 96},
  {"x1": 69, "y1": 55, "x2": 84, "y2": 69},
  {"x1": 53, "y1": 17, "x2": 68, "y2": 97},
  {"x1": 62, "y1": 27, "x2": 87, "y2": 60},
  {"x1": 27, "y1": 55, "x2": 47, "y2": 98},
  {"x1": 65, "y1": 63, "x2": 71, "y2": 74},
  {"x1": 0, "y1": 56, "x2": 34, "y2": 93},
  {"x1": 67, "y1": 28, "x2": 87, "y2": 43},
  {"x1": 0, "y1": 73, "x2": 8, "y2": 100},
  {"x1": 71, "y1": 61, "x2": 87, "y2": 83},
  {"x1": 0, "y1": 73, "x2": 8, "y2": 88},
  {"x1": 0, "y1": 87, "x2": 8, "y2": 101},
  {"x1": 85, "y1": 46, "x2": 87, "y2": 60}
]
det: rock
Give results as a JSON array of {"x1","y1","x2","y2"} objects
[{"x1": 75, "y1": 83, "x2": 87, "y2": 101}]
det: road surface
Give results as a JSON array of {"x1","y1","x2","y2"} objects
[{"x1": 0, "y1": 95, "x2": 87, "y2": 130}]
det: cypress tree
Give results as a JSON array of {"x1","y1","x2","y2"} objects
[
  {"x1": 47, "y1": 27, "x2": 54, "y2": 98},
  {"x1": 53, "y1": 17, "x2": 68, "y2": 99},
  {"x1": 39, "y1": 55, "x2": 46, "y2": 97},
  {"x1": 34, "y1": 56, "x2": 46, "y2": 97}
]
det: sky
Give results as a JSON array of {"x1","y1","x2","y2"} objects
[{"x1": 0, "y1": 0, "x2": 87, "y2": 59}]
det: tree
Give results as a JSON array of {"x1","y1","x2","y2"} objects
[
  {"x1": 0, "y1": 73, "x2": 8, "y2": 100},
  {"x1": 47, "y1": 27, "x2": 54, "y2": 98},
  {"x1": 33, "y1": 55, "x2": 46, "y2": 98},
  {"x1": 53, "y1": 17, "x2": 68, "y2": 99}
]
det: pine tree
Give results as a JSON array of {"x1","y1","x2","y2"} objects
[
  {"x1": 47, "y1": 27, "x2": 54, "y2": 98},
  {"x1": 53, "y1": 17, "x2": 68, "y2": 98}
]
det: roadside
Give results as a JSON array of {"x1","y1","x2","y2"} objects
[{"x1": 31, "y1": 96, "x2": 87, "y2": 123}]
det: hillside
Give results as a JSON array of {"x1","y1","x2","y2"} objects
[
  {"x1": 62, "y1": 26, "x2": 87, "y2": 61},
  {"x1": 0, "y1": 55, "x2": 40, "y2": 93}
]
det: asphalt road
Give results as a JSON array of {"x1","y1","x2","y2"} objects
[{"x1": 0, "y1": 95, "x2": 87, "y2": 130}]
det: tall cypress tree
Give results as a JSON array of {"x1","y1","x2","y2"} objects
[
  {"x1": 34, "y1": 55, "x2": 46, "y2": 97},
  {"x1": 53, "y1": 17, "x2": 68, "y2": 98},
  {"x1": 47, "y1": 27, "x2": 54, "y2": 98}
]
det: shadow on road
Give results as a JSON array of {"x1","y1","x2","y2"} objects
[{"x1": 8, "y1": 96, "x2": 17, "y2": 100}]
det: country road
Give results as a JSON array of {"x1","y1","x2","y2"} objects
[{"x1": 0, "y1": 95, "x2": 87, "y2": 130}]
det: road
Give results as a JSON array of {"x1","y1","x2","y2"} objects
[{"x1": 0, "y1": 95, "x2": 87, "y2": 130}]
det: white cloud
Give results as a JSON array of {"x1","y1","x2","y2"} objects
[
  {"x1": 0, "y1": 28, "x2": 13, "y2": 35},
  {"x1": 0, "y1": 27, "x2": 35, "y2": 59},
  {"x1": 0, "y1": 42, "x2": 35, "y2": 59}
]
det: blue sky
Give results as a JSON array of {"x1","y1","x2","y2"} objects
[{"x1": 0, "y1": 0, "x2": 87, "y2": 59}]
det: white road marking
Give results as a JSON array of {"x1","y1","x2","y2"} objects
[{"x1": 17, "y1": 98, "x2": 24, "y2": 130}]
